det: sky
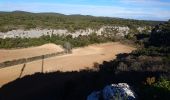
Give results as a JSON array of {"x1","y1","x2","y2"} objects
[{"x1": 0, "y1": 0, "x2": 170, "y2": 21}]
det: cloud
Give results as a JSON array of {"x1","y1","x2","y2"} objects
[{"x1": 120, "y1": 0, "x2": 170, "y2": 6}]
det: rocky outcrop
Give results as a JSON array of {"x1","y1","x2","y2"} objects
[
  {"x1": 87, "y1": 83, "x2": 136, "y2": 100},
  {"x1": 0, "y1": 26, "x2": 149, "y2": 39}
]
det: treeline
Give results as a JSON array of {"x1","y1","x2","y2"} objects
[
  {"x1": 0, "y1": 11, "x2": 161, "y2": 32},
  {"x1": 0, "y1": 33, "x2": 115, "y2": 48}
]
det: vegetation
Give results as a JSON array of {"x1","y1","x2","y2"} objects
[
  {"x1": 0, "y1": 11, "x2": 162, "y2": 49},
  {"x1": 0, "y1": 52, "x2": 65, "y2": 68},
  {"x1": 63, "y1": 42, "x2": 72, "y2": 53},
  {"x1": 154, "y1": 78, "x2": 170, "y2": 91},
  {"x1": 148, "y1": 20, "x2": 170, "y2": 47},
  {"x1": 116, "y1": 20, "x2": 170, "y2": 99},
  {"x1": 0, "y1": 32, "x2": 117, "y2": 48},
  {"x1": 0, "y1": 12, "x2": 169, "y2": 100},
  {"x1": 141, "y1": 78, "x2": 170, "y2": 100},
  {"x1": 0, "y1": 11, "x2": 161, "y2": 32}
]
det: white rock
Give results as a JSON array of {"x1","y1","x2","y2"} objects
[
  {"x1": 0, "y1": 26, "x2": 131, "y2": 38},
  {"x1": 87, "y1": 83, "x2": 136, "y2": 100}
]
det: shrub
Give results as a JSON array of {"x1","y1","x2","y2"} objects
[{"x1": 154, "y1": 78, "x2": 170, "y2": 91}]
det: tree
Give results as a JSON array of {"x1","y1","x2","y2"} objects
[{"x1": 63, "y1": 42, "x2": 72, "y2": 53}]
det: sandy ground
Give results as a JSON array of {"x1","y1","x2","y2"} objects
[
  {"x1": 0, "y1": 42, "x2": 135, "y2": 87},
  {"x1": 0, "y1": 43, "x2": 64, "y2": 63}
]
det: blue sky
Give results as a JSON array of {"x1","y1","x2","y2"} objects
[{"x1": 0, "y1": 0, "x2": 170, "y2": 21}]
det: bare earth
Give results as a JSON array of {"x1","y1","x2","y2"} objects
[
  {"x1": 0, "y1": 42, "x2": 135, "y2": 87},
  {"x1": 0, "y1": 43, "x2": 64, "y2": 63}
]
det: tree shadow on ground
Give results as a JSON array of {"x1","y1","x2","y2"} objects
[{"x1": 0, "y1": 57, "x2": 169, "y2": 100}]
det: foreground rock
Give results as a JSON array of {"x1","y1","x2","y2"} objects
[{"x1": 87, "y1": 83, "x2": 136, "y2": 100}]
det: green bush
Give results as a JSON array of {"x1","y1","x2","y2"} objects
[
  {"x1": 154, "y1": 78, "x2": 170, "y2": 91},
  {"x1": 0, "y1": 33, "x2": 114, "y2": 48},
  {"x1": 141, "y1": 78, "x2": 170, "y2": 100}
]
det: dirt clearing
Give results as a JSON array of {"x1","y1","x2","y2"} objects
[{"x1": 0, "y1": 42, "x2": 135, "y2": 86}]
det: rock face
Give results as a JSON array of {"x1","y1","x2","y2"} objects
[
  {"x1": 87, "y1": 83, "x2": 136, "y2": 100},
  {"x1": 0, "y1": 26, "x2": 149, "y2": 39}
]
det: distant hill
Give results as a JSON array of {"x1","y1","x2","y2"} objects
[{"x1": 0, "y1": 11, "x2": 163, "y2": 32}]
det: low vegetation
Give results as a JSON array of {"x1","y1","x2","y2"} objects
[
  {"x1": 0, "y1": 12, "x2": 169, "y2": 100},
  {"x1": 0, "y1": 11, "x2": 161, "y2": 32},
  {"x1": 116, "y1": 20, "x2": 170, "y2": 99},
  {"x1": 0, "y1": 33, "x2": 116, "y2": 48},
  {"x1": 0, "y1": 11, "x2": 162, "y2": 49}
]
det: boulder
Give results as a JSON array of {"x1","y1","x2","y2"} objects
[{"x1": 87, "y1": 83, "x2": 136, "y2": 100}]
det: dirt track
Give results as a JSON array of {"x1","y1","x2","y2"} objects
[{"x1": 0, "y1": 42, "x2": 135, "y2": 87}]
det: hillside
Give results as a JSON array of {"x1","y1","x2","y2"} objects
[
  {"x1": 0, "y1": 20, "x2": 169, "y2": 100},
  {"x1": 0, "y1": 11, "x2": 161, "y2": 32},
  {"x1": 0, "y1": 11, "x2": 163, "y2": 40},
  {"x1": 0, "y1": 11, "x2": 163, "y2": 49}
]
